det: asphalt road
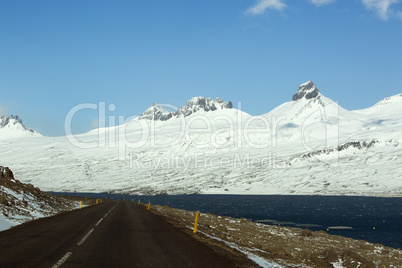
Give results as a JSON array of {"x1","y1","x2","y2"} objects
[{"x1": 0, "y1": 201, "x2": 255, "y2": 267}]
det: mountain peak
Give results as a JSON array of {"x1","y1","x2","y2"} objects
[
  {"x1": 292, "y1": 81, "x2": 320, "y2": 101},
  {"x1": 1, "y1": 115, "x2": 27, "y2": 129},
  {"x1": 0, "y1": 115, "x2": 40, "y2": 138},
  {"x1": 174, "y1": 97, "x2": 233, "y2": 117},
  {"x1": 138, "y1": 102, "x2": 173, "y2": 121},
  {"x1": 139, "y1": 97, "x2": 233, "y2": 121}
]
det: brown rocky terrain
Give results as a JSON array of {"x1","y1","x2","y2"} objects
[
  {"x1": 150, "y1": 204, "x2": 402, "y2": 267},
  {"x1": 0, "y1": 165, "x2": 91, "y2": 227}
]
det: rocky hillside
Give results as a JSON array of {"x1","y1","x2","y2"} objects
[{"x1": 0, "y1": 166, "x2": 75, "y2": 231}]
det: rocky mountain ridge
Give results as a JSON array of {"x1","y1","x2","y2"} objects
[
  {"x1": 0, "y1": 81, "x2": 401, "y2": 197},
  {"x1": 139, "y1": 97, "x2": 233, "y2": 121},
  {"x1": 292, "y1": 80, "x2": 320, "y2": 101}
]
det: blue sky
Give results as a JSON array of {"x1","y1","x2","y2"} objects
[{"x1": 1, "y1": 0, "x2": 401, "y2": 136}]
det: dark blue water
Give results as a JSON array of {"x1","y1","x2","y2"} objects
[{"x1": 51, "y1": 193, "x2": 402, "y2": 249}]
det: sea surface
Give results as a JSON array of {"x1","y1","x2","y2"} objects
[{"x1": 51, "y1": 193, "x2": 402, "y2": 249}]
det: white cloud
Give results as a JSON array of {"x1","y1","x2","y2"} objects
[
  {"x1": 245, "y1": 0, "x2": 402, "y2": 20},
  {"x1": 0, "y1": 106, "x2": 7, "y2": 116},
  {"x1": 310, "y1": 0, "x2": 336, "y2": 7},
  {"x1": 361, "y1": 0, "x2": 400, "y2": 20},
  {"x1": 246, "y1": 0, "x2": 287, "y2": 15}
]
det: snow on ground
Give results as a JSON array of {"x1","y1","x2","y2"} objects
[
  {"x1": 0, "y1": 166, "x2": 75, "y2": 231},
  {"x1": 0, "y1": 214, "x2": 18, "y2": 231},
  {"x1": 0, "y1": 82, "x2": 401, "y2": 196},
  {"x1": 198, "y1": 230, "x2": 285, "y2": 268}
]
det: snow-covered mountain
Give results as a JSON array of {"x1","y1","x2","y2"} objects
[
  {"x1": 0, "y1": 115, "x2": 41, "y2": 140},
  {"x1": 139, "y1": 102, "x2": 174, "y2": 121},
  {"x1": 174, "y1": 97, "x2": 233, "y2": 117},
  {"x1": 0, "y1": 81, "x2": 401, "y2": 197},
  {"x1": 292, "y1": 80, "x2": 320, "y2": 101},
  {"x1": 139, "y1": 97, "x2": 233, "y2": 121}
]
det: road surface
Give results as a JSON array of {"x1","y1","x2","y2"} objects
[{"x1": 0, "y1": 201, "x2": 256, "y2": 267}]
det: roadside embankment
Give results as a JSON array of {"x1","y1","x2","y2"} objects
[
  {"x1": 150, "y1": 204, "x2": 402, "y2": 267},
  {"x1": 0, "y1": 166, "x2": 94, "y2": 231}
]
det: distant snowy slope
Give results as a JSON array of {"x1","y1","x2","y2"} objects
[
  {"x1": 0, "y1": 82, "x2": 401, "y2": 196},
  {"x1": 0, "y1": 115, "x2": 41, "y2": 140},
  {"x1": 371, "y1": 93, "x2": 402, "y2": 110},
  {"x1": 355, "y1": 93, "x2": 402, "y2": 119}
]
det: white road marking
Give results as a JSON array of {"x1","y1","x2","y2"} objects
[
  {"x1": 52, "y1": 204, "x2": 118, "y2": 267},
  {"x1": 52, "y1": 252, "x2": 72, "y2": 268},
  {"x1": 95, "y1": 218, "x2": 104, "y2": 226},
  {"x1": 94, "y1": 204, "x2": 116, "y2": 228},
  {"x1": 77, "y1": 228, "x2": 94, "y2": 246}
]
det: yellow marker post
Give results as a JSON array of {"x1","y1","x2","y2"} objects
[
  {"x1": 193, "y1": 210, "x2": 200, "y2": 234},
  {"x1": 147, "y1": 202, "x2": 150, "y2": 210},
  {"x1": 80, "y1": 201, "x2": 82, "y2": 209},
  {"x1": 138, "y1": 199, "x2": 140, "y2": 204}
]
